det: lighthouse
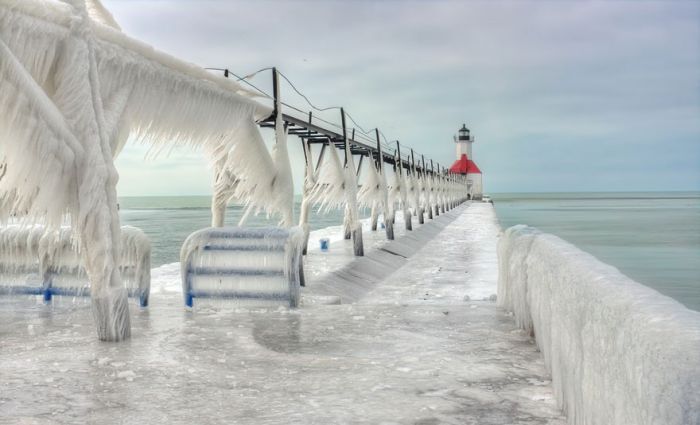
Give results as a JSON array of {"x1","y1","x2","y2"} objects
[{"x1": 449, "y1": 124, "x2": 483, "y2": 200}]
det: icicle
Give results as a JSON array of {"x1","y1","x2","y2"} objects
[
  {"x1": 387, "y1": 169, "x2": 400, "y2": 226},
  {"x1": 85, "y1": 0, "x2": 121, "y2": 30},
  {"x1": 357, "y1": 157, "x2": 382, "y2": 231},
  {"x1": 309, "y1": 145, "x2": 346, "y2": 214},
  {"x1": 400, "y1": 173, "x2": 412, "y2": 231},
  {"x1": 343, "y1": 152, "x2": 363, "y2": 256},
  {"x1": 235, "y1": 110, "x2": 294, "y2": 227},
  {"x1": 298, "y1": 140, "x2": 316, "y2": 254}
]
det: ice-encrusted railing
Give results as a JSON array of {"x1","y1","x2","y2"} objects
[
  {"x1": 180, "y1": 226, "x2": 304, "y2": 308},
  {"x1": 0, "y1": 225, "x2": 150, "y2": 306},
  {"x1": 497, "y1": 225, "x2": 700, "y2": 425}
]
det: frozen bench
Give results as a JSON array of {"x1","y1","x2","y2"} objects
[
  {"x1": 0, "y1": 225, "x2": 151, "y2": 307},
  {"x1": 180, "y1": 227, "x2": 305, "y2": 308}
]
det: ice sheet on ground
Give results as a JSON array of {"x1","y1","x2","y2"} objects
[{"x1": 365, "y1": 202, "x2": 499, "y2": 304}]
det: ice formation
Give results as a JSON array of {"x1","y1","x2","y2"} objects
[
  {"x1": 221, "y1": 109, "x2": 295, "y2": 228},
  {"x1": 0, "y1": 0, "x2": 270, "y2": 340},
  {"x1": 498, "y1": 225, "x2": 700, "y2": 425},
  {"x1": 298, "y1": 140, "x2": 318, "y2": 252},
  {"x1": 0, "y1": 0, "x2": 471, "y2": 342},
  {"x1": 0, "y1": 225, "x2": 150, "y2": 306},
  {"x1": 342, "y1": 149, "x2": 364, "y2": 255},
  {"x1": 309, "y1": 143, "x2": 346, "y2": 214},
  {"x1": 406, "y1": 170, "x2": 419, "y2": 217},
  {"x1": 387, "y1": 156, "x2": 412, "y2": 230},
  {"x1": 416, "y1": 171, "x2": 426, "y2": 221},
  {"x1": 387, "y1": 169, "x2": 401, "y2": 225},
  {"x1": 180, "y1": 226, "x2": 304, "y2": 308},
  {"x1": 357, "y1": 153, "x2": 389, "y2": 234}
]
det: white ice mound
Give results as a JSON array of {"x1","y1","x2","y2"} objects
[
  {"x1": 180, "y1": 226, "x2": 304, "y2": 309},
  {"x1": 0, "y1": 225, "x2": 150, "y2": 306},
  {"x1": 498, "y1": 225, "x2": 700, "y2": 425}
]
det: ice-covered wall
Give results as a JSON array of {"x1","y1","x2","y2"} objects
[{"x1": 498, "y1": 225, "x2": 700, "y2": 425}]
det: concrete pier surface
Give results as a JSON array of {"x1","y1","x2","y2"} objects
[{"x1": 0, "y1": 203, "x2": 565, "y2": 424}]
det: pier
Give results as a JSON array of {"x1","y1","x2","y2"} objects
[
  {"x1": 0, "y1": 203, "x2": 566, "y2": 424},
  {"x1": 2, "y1": 2, "x2": 698, "y2": 423}
]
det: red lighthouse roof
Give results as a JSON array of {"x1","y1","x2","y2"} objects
[{"x1": 449, "y1": 154, "x2": 481, "y2": 175}]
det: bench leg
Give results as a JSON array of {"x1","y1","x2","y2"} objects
[
  {"x1": 139, "y1": 291, "x2": 149, "y2": 308},
  {"x1": 43, "y1": 288, "x2": 52, "y2": 303}
]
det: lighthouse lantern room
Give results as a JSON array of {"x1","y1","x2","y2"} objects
[{"x1": 449, "y1": 124, "x2": 483, "y2": 200}]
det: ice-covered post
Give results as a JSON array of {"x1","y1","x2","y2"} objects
[
  {"x1": 396, "y1": 141, "x2": 412, "y2": 231},
  {"x1": 439, "y1": 165, "x2": 446, "y2": 214},
  {"x1": 431, "y1": 161, "x2": 439, "y2": 217},
  {"x1": 299, "y1": 112, "x2": 315, "y2": 255},
  {"x1": 423, "y1": 155, "x2": 433, "y2": 220},
  {"x1": 70, "y1": 0, "x2": 130, "y2": 341},
  {"x1": 367, "y1": 149, "x2": 380, "y2": 231},
  {"x1": 210, "y1": 69, "x2": 233, "y2": 228},
  {"x1": 412, "y1": 149, "x2": 424, "y2": 224},
  {"x1": 211, "y1": 161, "x2": 228, "y2": 227},
  {"x1": 446, "y1": 172, "x2": 451, "y2": 210},
  {"x1": 341, "y1": 108, "x2": 364, "y2": 256},
  {"x1": 343, "y1": 128, "x2": 355, "y2": 240},
  {"x1": 376, "y1": 129, "x2": 394, "y2": 240}
]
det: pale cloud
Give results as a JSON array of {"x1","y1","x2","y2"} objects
[{"x1": 107, "y1": 0, "x2": 700, "y2": 195}]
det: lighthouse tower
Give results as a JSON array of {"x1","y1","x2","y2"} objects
[
  {"x1": 454, "y1": 124, "x2": 474, "y2": 159},
  {"x1": 448, "y1": 124, "x2": 483, "y2": 200}
]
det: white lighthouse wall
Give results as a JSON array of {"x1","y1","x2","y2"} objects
[
  {"x1": 455, "y1": 141, "x2": 467, "y2": 158},
  {"x1": 467, "y1": 174, "x2": 482, "y2": 200},
  {"x1": 454, "y1": 141, "x2": 473, "y2": 160}
]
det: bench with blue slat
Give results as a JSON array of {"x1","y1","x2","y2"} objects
[
  {"x1": 0, "y1": 226, "x2": 151, "y2": 307},
  {"x1": 180, "y1": 226, "x2": 305, "y2": 309}
]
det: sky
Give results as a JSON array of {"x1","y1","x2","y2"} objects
[{"x1": 106, "y1": 0, "x2": 700, "y2": 195}]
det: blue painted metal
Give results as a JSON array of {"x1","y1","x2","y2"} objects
[
  {"x1": 186, "y1": 267, "x2": 284, "y2": 278},
  {"x1": 188, "y1": 290, "x2": 290, "y2": 301},
  {"x1": 202, "y1": 244, "x2": 285, "y2": 252},
  {"x1": 43, "y1": 287, "x2": 52, "y2": 303}
]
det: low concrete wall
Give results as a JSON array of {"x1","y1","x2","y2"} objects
[{"x1": 498, "y1": 225, "x2": 700, "y2": 425}]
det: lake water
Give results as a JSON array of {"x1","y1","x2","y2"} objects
[
  {"x1": 118, "y1": 196, "x2": 356, "y2": 267},
  {"x1": 491, "y1": 192, "x2": 700, "y2": 312},
  {"x1": 118, "y1": 192, "x2": 700, "y2": 312}
]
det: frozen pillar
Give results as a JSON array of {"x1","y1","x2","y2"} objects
[
  {"x1": 65, "y1": 2, "x2": 130, "y2": 341},
  {"x1": 370, "y1": 203, "x2": 379, "y2": 231},
  {"x1": 299, "y1": 140, "x2": 315, "y2": 254},
  {"x1": 341, "y1": 108, "x2": 363, "y2": 256}
]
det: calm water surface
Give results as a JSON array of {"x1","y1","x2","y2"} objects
[
  {"x1": 118, "y1": 196, "x2": 355, "y2": 267},
  {"x1": 119, "y1": 193, "x2": 700, "y2": 311},
  {"x1": 491, "y1": 192, "x2": 700, "y2": 311}
]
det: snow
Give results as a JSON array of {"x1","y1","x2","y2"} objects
[{"x1": 498, "y1": 225, "x2": 700, "y2": 425}]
